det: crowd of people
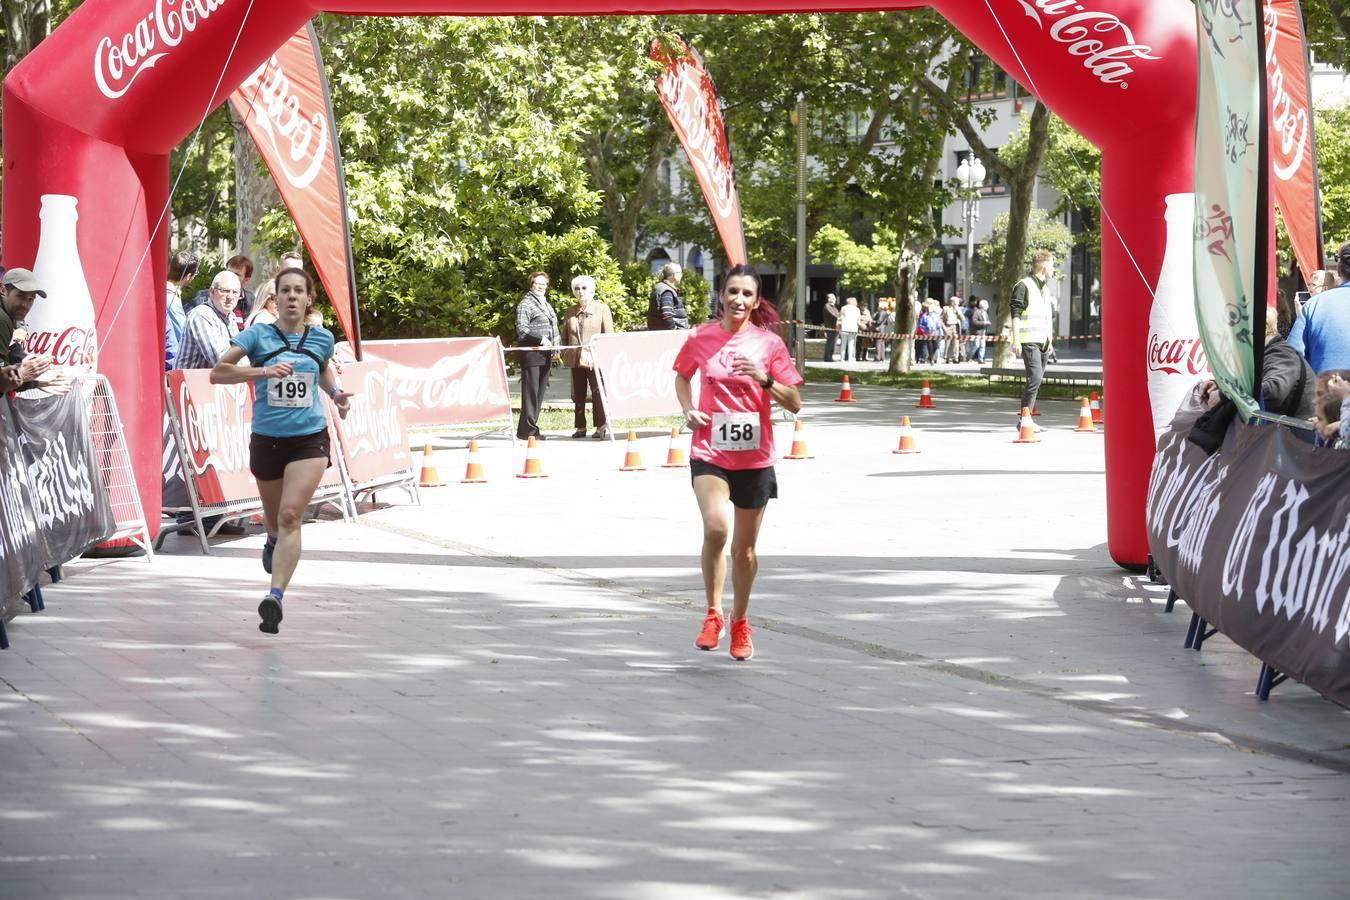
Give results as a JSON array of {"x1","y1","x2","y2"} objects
[
  {"x1": 1192, "y1": 242, "x2": 1350, "y2": 451},
  {"x1": 823, "y1": 292, "x2": 993, "y2": 367}
]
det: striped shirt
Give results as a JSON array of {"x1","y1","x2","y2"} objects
[{"x1": 175, "y1": 302, "x2": 239, "y2": 370}]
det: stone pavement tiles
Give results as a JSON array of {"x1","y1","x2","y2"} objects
[{"x1": 3, "y1": 384, "x2": 1349, "y2": 899}]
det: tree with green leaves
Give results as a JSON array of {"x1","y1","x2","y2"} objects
[{"x1": 918, "y1": 44, "x2": 1053, "y2": 367}]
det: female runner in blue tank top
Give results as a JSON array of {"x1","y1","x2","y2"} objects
[{"x1": 211, "y1": 267, "x2": 352, "y2": 634}]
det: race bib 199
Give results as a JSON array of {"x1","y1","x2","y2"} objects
[
  {"x1": 711, "y1": 412, "x2": 760, "y2": 451},
  {"x1": 267, "y1": 371, "x2": 315, "y2": 408}
]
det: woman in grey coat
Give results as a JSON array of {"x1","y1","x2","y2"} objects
[{"x1": 516, "y1": 271, "x2": 560, "y2": 440}]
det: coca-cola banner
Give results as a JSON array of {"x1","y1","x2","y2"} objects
[
  {"x1": 0, "y1": 401, "x2": 44, "y2": 618},
  {"x1": 1194, "y1": 0, "x2": 1266, "y2": 421},
  {"x1": 590, "y1": 330, "x2": 695, "y2": 422},
  {"x1": 230, "y1": 23, "x2": 361, "y2": 354},
  {"x1": 165, "y1": 370, "x2": 257, "y2": 506},
  {"x1": 1265, "y1": 0, "x2": 1323, "y2": 280},
  {"x1": 329, "y1": 360, "x2": 413, "y2": 487},
  {"x1": 335, "y1": 338, "x2": 511, "y2": 428},
  {"x1": 650, "y1": 38, "x2": 747, "y2": 266},
  {"x1": 165, "y1": 371, "x2": 346, "y2": 510},
  {"x1": 1147, "y1": 398, "x2": 1350, "y2": 708}
]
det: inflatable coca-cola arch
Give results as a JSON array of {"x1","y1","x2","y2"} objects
[{"x1": 2, "y1": 0, "x2": 1196, "y2": 568}]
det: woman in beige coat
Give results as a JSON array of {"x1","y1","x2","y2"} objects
[{"x1": 561, "y1": 275, "x2": 616, "y2": 438}]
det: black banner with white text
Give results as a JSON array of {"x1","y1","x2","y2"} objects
[{"x1": 1147, "y1": 398, "x2": 1350, "y2": 707}]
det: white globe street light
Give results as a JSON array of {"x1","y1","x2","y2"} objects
[{"x1": 956, "y1": 157, "x2": 985, "y2": 303}]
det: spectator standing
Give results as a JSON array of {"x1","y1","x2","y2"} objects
[
  {"x1": 919, "y1": 300, "x2": 944, "y2": 365},
  {"x1": 0, "y1": 268, "x2": 67, "y2": 393},
  {"x1": 1288, "y1": 243, "x2": 1350, "y2": 373},
  {"x1": 837, "y1": 296, "x2": 861, "y2": 362},
  {"x1": 1009, "y1": 250, "x2": 1056, "y2": 427},
  {"x1": 969, "y1": 299, "x2": 991, "y2": 365},
  {"x1": 1308, "y1": 269, "x2": 1338, "y2": 295},
  {"x1": 561, "y1": 274, "x2": 614, "y2": 439},
  {"x1": 858, "y1": 302, "x2": 874, "y2": 361},
  {"x1": 647, "y1": 262, "x2": 689, "y2": 331},
  {"x1": 176, "y1": 271, "x2": 242, "y2": 371},
  {"x1": 188, "y1": 254, "x2": 256, "y2": 321},
  {"x1": 873, "y1": 300, "x2": 893, "y2": 363},
  {"x1": 165, "y1": 251, "x2": 198, "y2": 371},
  {"x1": 942, "y1": 297, "x2": 964, "y2": 363},
  {"x1": 516, "y1": 271, "x2": 559, "y2": 441},
  {"x1": 822, "y1": 294, "x2": 840, "y2": 361},
  {"x1": 245, "y1": 281, "x2": 278, "y2": 329}
]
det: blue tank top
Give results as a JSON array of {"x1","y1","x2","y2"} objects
[{"x1": 231, "y1": 323, "x2": 336, "y2": 438}]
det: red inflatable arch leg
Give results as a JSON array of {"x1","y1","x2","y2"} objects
[{"x1": 2, "y1": 0, "x2": 1197, "y2": 569}]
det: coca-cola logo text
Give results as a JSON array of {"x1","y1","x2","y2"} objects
[
  {"x1": 340, "y1": 368, "x2": 406, "y2": 459},
  {"x1": 236, "y1": 48, "x2": 329, "y2": 189},
  {"x1": 94, "y1": 0, "x2": 229, "y2": 100},
  {"x1": 1148, "y1": 334, "x2": 1209, "y2": 377},
  {"x1": 1264, "y1": 3, "x2": 1310, "y2": 182},
  {"x1": 176, "y1": 378, "x2": 250, "y2": 484},
  {"x1": 25, "y1": 326, "x2": 97, "y2": 370},
  {"x1": 655, "y1": 49, "x2": 739, "y2": 220},
  {"x1": 384, "y1": 355, "x2": 504, "y2": 413},
  {"x1": 1016, "y1": 0, "x2": 1161, "y2": 88},
  {"x1": 607, "y1": 348, "x2": 681, "y2": 401}
]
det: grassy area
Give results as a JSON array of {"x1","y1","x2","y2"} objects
[
  {"x1": 806, "y1": 366, "x2": 1096, "y2": 402},
  {"x1": 420, "y1": 405, "x2": 681, "y2": 436}
]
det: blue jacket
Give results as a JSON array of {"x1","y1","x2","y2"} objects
[{"x1": 1287, "y1": 287, "x2": 1350, "y2": 373}]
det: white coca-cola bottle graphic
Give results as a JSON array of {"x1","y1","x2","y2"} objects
[
  {"x1": 25, "y1": 194, "x2": 98, "y2": 373},
  {"x1": 1146, "y1": 192, "x2": 1208, "y2": 438}
]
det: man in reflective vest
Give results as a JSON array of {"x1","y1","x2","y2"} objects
[{"x1": 1009, "y1": 250, "x2": 1056, "y2": 430}]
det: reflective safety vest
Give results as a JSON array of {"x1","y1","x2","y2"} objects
[{"x1": 1015, "y1": 276, "x2": 1054, "y2": 345}]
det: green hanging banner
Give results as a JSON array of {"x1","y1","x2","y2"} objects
[{"x1": 1193, "y1": 0, "x2": 1269, "y2": 420}]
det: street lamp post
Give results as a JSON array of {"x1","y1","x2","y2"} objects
[{"x1": 955, "y1": 156, "x2": 985, "y2": 302}]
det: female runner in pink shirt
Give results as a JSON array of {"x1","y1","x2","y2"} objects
[{"x1": 673, "y1": 265, "x2": 804, "y2": 660}]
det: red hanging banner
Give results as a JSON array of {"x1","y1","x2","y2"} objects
[
  {"x1": 650, "y1": 38, "x2": 747, "y2": 267},
  {"x1": 229, "y1": 22, "x2": 363, "y2": 356},
  {"x1": 1265, "y1": 0, "x2": 1323, "y2": 280}
]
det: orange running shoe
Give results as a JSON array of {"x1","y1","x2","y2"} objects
[
  {"x1": 729, "y1": 618, "x2": 754, "y2": 661},
  {"x1": 695, "y1": 609, "x2": 725, "y2": 651}
]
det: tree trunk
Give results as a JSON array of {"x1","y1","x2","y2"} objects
[
  {"x1": 991, "y1": 100, "x2": 1052, "y2": 367},
  {"x1": 888, "y1": 247, "x2": 923, "y2": 375},
  {"x1": 230, "y1": 104, "x2": 281, "y2": 268},
  {"x1": 583, "y1": 128, "x2": 674, "y2": 265},
  {"x1": 3, "y1": 1, "x2": 50, "y2": 70}
]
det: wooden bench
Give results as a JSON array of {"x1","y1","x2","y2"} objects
[{"x1": 982, "y1": 366, "x2": 1103, "y2": 389}]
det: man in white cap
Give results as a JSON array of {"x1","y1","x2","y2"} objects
[{"x1": 1, "y1": 267, "x2": 68, "y2": 394}]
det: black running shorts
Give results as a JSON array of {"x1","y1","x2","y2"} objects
[
  {"x1": 690, "y1": 458, "x2": 778, "y2": 510},
  {"x1": 249, "y1": 429, "x2": 331, "y2": 482}
]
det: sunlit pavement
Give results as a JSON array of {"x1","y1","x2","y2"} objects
[{"x1": 3, "y1": 381, "x2": 1348, "y2": 899}]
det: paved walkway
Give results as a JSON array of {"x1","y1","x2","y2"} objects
[{"x1": 3, "y1": 381, "x2": 1348, "y2": 899}]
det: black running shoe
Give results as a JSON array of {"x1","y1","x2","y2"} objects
[
  {"x1": 258, "y1": 594, "x2": 283, "y2": 634},
  {"x1": 262, "y1": 536, "x2": 277, "y2": 574}
]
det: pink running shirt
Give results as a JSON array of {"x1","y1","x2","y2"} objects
[{"x1": 673, "y1": 322, "x2": 804, "y2": 470}]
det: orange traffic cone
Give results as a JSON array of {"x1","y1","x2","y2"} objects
[
  {"x1": 662, "y1": 427, "x2": 688, "y2": 468},
  {"x1": 1090, "y1": 391, "x2": 1103, "y2": 425},
  {"x1": 892, "y1": 416, "x2": 920, "y2": 454},
  {"x1": 784, "y1": 418, "x2": 814, "y2": 459},
  {"x1": 1073, "y1": 398, "x2": 1096, "y2": 433},
  {"x1": 916, "y1": 380, "x2": 936, "y2": 409},
  {"x1": 835, "y1": 374, "x2": 857, "y2": 403},
  {"x1": 461, "y1": 439, "x2": 488, "y2": 482},
  {"x1": 1013, "y1": 407, "x2": 1041, "y2": 444},
  {"x1": 620, "y1": 431, "x2": 646, "y2": 471},
  {"x1": 516, "y1": 435, "x2": 548, "y2": 478},
  {"x1": 418, "y1": 444, "x2": 446, "y2": 486}
]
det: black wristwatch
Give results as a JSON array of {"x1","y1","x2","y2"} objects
[{"x1": 761, "y1": 373, "x2": 775, "y2": 390}]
